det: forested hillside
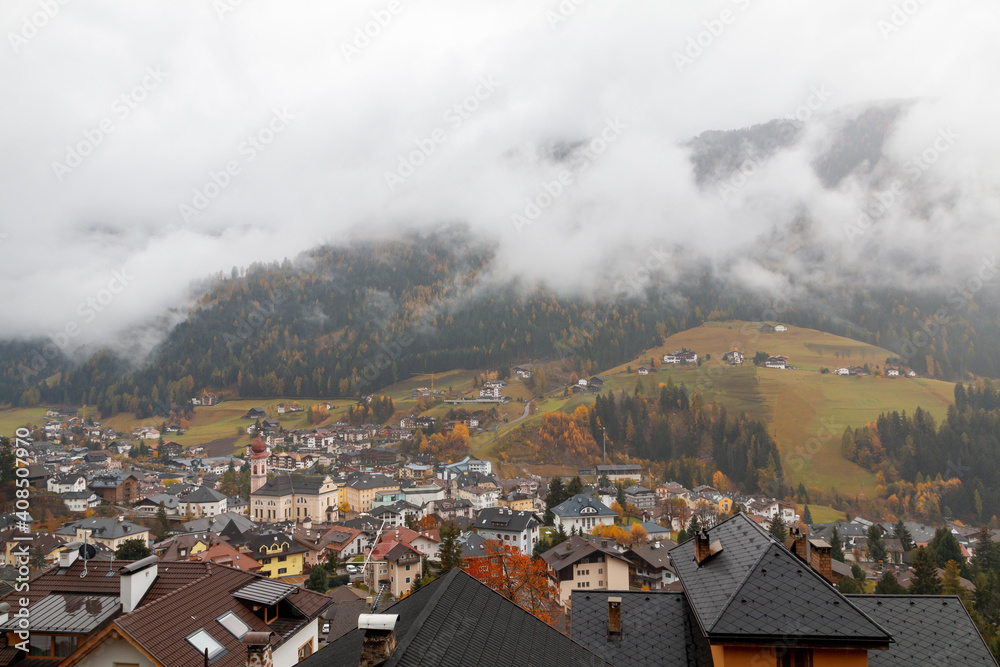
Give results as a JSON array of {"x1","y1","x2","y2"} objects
[
  {"x1": 497, "y1": 380, "x2": 783, "y2": 495},
  {"x1": 843, "y1": 382, "x2": 1000, "y2": 523},
  {"x1": 2, "y1": 226, "x2": 1000, "y2": 419}
]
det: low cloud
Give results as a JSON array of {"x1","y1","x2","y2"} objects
[{"x1": 0, "y1": 0, "x2": 997, "y2": 353}]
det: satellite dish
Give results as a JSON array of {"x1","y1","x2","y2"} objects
[{"x1": 79, "y1": 544, "x2": 98, "y2": 560}]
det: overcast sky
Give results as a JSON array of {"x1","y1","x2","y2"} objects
[{"x1": 1, "y1": 0, "x2": 997, "y2": 354}]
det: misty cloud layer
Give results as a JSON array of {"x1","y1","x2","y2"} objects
[{"x1": 1, "y1": 0, "x2": 997, "y2": 355}]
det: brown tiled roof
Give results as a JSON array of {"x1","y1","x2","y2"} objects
[{"x1": 112, "y1": 564, "x2": 331, "y2": 667}]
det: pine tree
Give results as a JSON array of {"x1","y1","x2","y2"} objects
[
  {"x1": 910, "y1": 547, "x2": 943, "y2": 594},
  {"x1": 867, "y1": 525, "x2": 888, "y2": 564},
  {"x1": 544, "y1": 478, "x2": 566, "y2": 525},
  {"x1": 439, "y1": 524, "x2": 462, "y2": 572},
  {"x1": 831, "y1": 526, "x2": 845, "y2": 562},
  {"x1": 973, "y1": 527, "x2": 997, "y2": 574},
  {"x1": 874, "y1": 570, "x2": 907, "y2": 594},
  {"x1": 802, "y1": 505, "x2": 813, "y2": 525},
  {"x1": 306, "y1": 564, "x2": 328, "y2": 592},
  {"x1": 768, "y1": 515, "x2": 787, "y2": 541},
  {"x1": 155, "y1": 502, "x2": 170, "y2": 540},
  {"x1": 893, "y1": 519, "x2": 915, "y2": 553}
]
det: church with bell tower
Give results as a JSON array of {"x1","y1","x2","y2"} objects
[{"x1": 249, "y1": 434, "x2": 269, "y2": 494}]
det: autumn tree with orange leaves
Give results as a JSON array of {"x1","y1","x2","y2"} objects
[{"x1": 462, "y1": 538, "x2": 559, "y2": 626}]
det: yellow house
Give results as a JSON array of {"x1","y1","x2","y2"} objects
[
  {"x1": 250, "y1": 473, "x2": 342, "y2": 524},
  {"x1": 717, "y1": 496, "x2": 734, "y2": 515},
  {"x1": 343, "y1": 473, "x2": 400, "y2": 512},
  {"x1": 249, "y1": 531, "x2": 308, "y2": 579},
  {"x1": 540, "y1": 535, "x2": 632, "y2": 608},
  {"x1": 498, "y1": 492, "x2": 535, "y2": 512},
  {"x1": 53, "y1": 518, "x2": 150, "y2": 553}
]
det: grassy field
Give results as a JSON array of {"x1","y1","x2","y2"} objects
[
  {"x1": 595, "y1": 321, "x2": 958, "y2": 496},
  {"x1": 798, "y1": 504, "x2": 845, "y2": 524},
  {"x1": 0, "y1": 407, "x2": 50, "y2": 437},
  {"x1": 5, "y1": 321, "x2": 959, "y2": 499}
]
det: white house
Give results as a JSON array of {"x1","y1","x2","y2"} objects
[
  {"x1": 551, "y1": 494, "x2": 617, "y2": 533},
  {"x1": 474, "y1": 508, "x2": 541, "y2": 556},
  {"x1": 48, "y1": 473, "x2": 87, "y2": 494},
  {"x1": 834, "y1": 367, "x2": 850, "y2": 376},
  {"x1": 63, "y1": 491, "x2": 101, "y2": 512},
  {"x1": 765, "y1": 356, "x2": 789, "y2": 369},
  {"x1": 774, "y1": 324, "x2": 788, "y2": 332}
]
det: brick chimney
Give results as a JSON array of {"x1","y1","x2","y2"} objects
[
  {"x1": 809, "y1": 540, "x2": 834, "y2": 583},
  {"x1": 359, "y1": 614, "x2": 399, "y2": 667},
  {"x1": 607, "y1": 597, "x2": 622, "y2": 639},
  {"x1": 694, "y1": 530, "x2": 711, "y2": 564},
  {"x1": 242, "y1": 631, "x2": 274, "y2": 667},
  {"x1": 784, "y1": 528, "x2": 809, "y2": 562}
]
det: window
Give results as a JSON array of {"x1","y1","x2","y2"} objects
[
  {"x1": 278, "y1": 555, "x2": 287, "y2": 562},
  {"x1": 186, "y1": 629, "x2": 225, "y2": 660},
  {"x1": 298, "y1": 639, "x2": 314, "y2": 660},
  {"x1": 216, "y1": 611, "x2": 251, "y2": 639},
  {"x1": 278, "y1": 567, "x2": 287, "y2": 574},
  {"x1": 598, "y1": 568, "x2": 603, "y2": 574},
  {"x1": 406, "y1": 577, "x2": 410, "y2": 583},
  {"x1": 778, "y1": 649, "x2": 813, "y2": 667}
]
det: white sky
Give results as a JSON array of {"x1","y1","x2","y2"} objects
[{"x1": 1, "y1": 0, "x2": 997, "y2": 353}]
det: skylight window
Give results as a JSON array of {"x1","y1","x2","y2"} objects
[
  {"x1": 216, "y1": 611, "x2": 251, "y2": 639},
  {"x1": 186, "y1": 629, "x2": 225, "y2": 660}
]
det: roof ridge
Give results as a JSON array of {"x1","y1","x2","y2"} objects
[
  {"x1": 722, "y1": 542, "x2": 893, "y2": 641},
  {"x1": 115, "y1": 563, "x2": 216, "y2": 624},
  {"x1": 382, "y1": 566, "x2": 460, "y2": 666},
  {"x1": 706, "y1": 538, "x2": 776, "y2": 631}
]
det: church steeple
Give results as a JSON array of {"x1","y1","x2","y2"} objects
[{"x1": 250, "y1": 434, "x2": 268, "y2": 494}]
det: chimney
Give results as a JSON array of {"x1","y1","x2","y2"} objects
[
  {"x1": 242, "y1": 631, "x2": 274, "y2": 667},
  {"x1": 784, "y1": 528, "x2": 809, "y2": 562},
  {"x1": 359, "y1": 614, "x2": 398, "y2": 667},
  {"x1": 59, "y1": 542, "x2": 82, "y2": 569},
  {"x1": 694, "y1": 529, "x2": 722, "y2": 566},
  {"x1": 607, "y1": 597, "x2": 622, "y2": 639},
  {"x1": 120, "y1": 555, "x2": 159, "y2": 613},
  {"x1": 809, "y1": 540, "x2": 834, "y2": 583}
]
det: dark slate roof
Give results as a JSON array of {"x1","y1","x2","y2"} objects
[
  {"x1": 179, "y1": 485, "x2": 227, "y2": 503},
  {"x1": 570, "y1": 591, "x2": 712, "y2": 667},
  {"x1": 473, "y1": 508, "x2": 539, "y2": 533},
  {"x1": 300, "y1": 568, "x2": 612, "y2": 667},
  {"x1": 542, "y1": 536, "x2": 631, "y2": 574},
  {"x1": 345, "y1": 473, "x2": 398, "y2": 490},
  {"x1": 848, "y1": 595, "x2": 998, "y2": 666},
  {"x1": 628, "y1": 541, "x2": 677, "y2": 570},
  {"x1": 252, "y1": 473, "x2": 329, "y2": 497},
  {"x1": 709, "y1": 543, "x2": 891, "y2": 644},
  {"x1": 552, "y1": 494, "x2": 617, "y2": 519},
  {"x1": 670, "y1": 514, "x2": 891, "y2": 647},
  {"x1": 669, "y1": 514, "x2": 775, "y2": 629}
]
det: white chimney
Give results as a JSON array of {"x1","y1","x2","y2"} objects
[
  {"x1": 59, "y1": 542, "x2": 82, "y2": 568},
  {"x1": 120, "y1": 555, "x2": 159, "y2": 613}
]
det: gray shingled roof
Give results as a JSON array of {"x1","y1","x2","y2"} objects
[
  {"x1": 473, "y1": 508, "x2": 539, "y2": 533},
  {"x1": 670, "y1": 514, "x2": 891, "y2": 647},
  {"x1": 300, "y1": 568, "x2": 612, "y2": 667},
  {"x1": 848, "y1": 595, "x2": 998, "y2": 666},
  {"x1": 552, "y1": 494, "x2": 617, "y2": 519},
  {"x1": 709, "y1": 543, "x2": 891, "y2": 643},
  {"x1": 669, "y1": 514, "x2": 775, "y2": 629},
  {"x1": 570, "y1": 591, "x2": 712, "y2": 667}
]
